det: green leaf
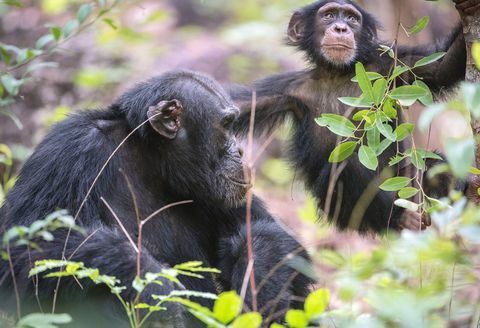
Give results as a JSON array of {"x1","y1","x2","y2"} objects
[
  {"x1": 17, "y1": 313, "x2": 72, "y2": 327},
  {"x1": 367, "y1": 128, "x2": 380, "y2": 151},
  {"x1": 408, "y1": 16, "x2": 429, "y2": 35},
  {"x1": 355, "y1": 62, "x2": 375, "y2": 102},
  {"x1": 62, "y1": 20, "x2": 79, "y2": 38},
  {"x1": 358, "y1": 145, "x2": 378, "y2": 171},
  {"x1": 376, "y1": 138, "x2": 392, "y2": 156},
  {"x1": 389, "y1": 85, "x2": 429, "y2": 102},
  {"x1": 77, "y1": 4, "x2": 92, "y2": 23},
  {"x1": 103, "y1": 18, "x2": 118, "y2": 30},
  {"x1": 445, "y1": 138, "x2": 475, "y2": 179},
  {"x1": 50, "y1": 26, "x2": 62, "y2": 41},
  {"x1": 351, "y1": 72, "x2": 383, "y2": 82},
  {"x1": 352, "y1": 109, "x2": 370, "y2": 121},
  {"x1": 304, "y1": 288, "x2": 330, "y2": 318},
  {"x1": 394, "y1": 199, "x2": 419, "y2": 211},
  {"x1": 462, "y1": 82, "x2": 480, "y2": 118},
  {"x1": 213, "y1": 291, "x2": 242, "y2": 324},
  {"x1": 413, "y1": 80, "x2": 433, "y2": 106},
  {"x1": 1, "y1": 74, "x2": 23, "y2": 96},
  {"x1": 285, "y1": 309, "x2": 308, "y2": 328},
  {"x1": 398, "y1": 187, "x2": 419, "y2": 199},
  {"x1": 338, "y1": 96, "x2": 372, "y2": 108},
  {"x1": 389, "y1": 155, "x2": 406, "y2": 166},
  {"x1": 232, "y1": 312, "x2": 262, "y2": 328},
  {"x1": 379, "y1": 177, "x2": 411, "y2": 191},
  {"x1": 328, "y1": 141, "x2": 357, "y2": 163},
  {"x1": 372, "y1": 78, "x2": 387, "y2": 106},
  {"x1": 410, "y1": 149, "x2": 426, "y2": 170},
  {"x1": 36, "y1": 34, "x2": 55, "y2": 49},
  {"x1": 382, "y1": 98, "x2": 397, "y2": 119},
  {"x1": 413, "y1": 52, "x2": 446, "y2": 68},
  {"x1": 389, "y1": 66, "x2": 409, "y2": 80},
  {"x1": 375, "y1": 118, "x2": 396, "y2": 142},
  {"x1": 395, "y1": 123, "x2": 414, "y2": 141},
  {"x1": 473, "y1": 41, "x2": 480, "y2": 70},
  {"x1": 315, "y1": 114, "x2": 356, "y2": 137}
]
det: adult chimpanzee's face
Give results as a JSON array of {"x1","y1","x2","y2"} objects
[
  {"x1": 315, "y1": 2, "x2": 362, "y2": 65},
  {"x1": 288, "y1": 1, "x2": 364, "y2": 67},
  {"x1": 146, "y1": 75, "x2": 248, "y2": 208}
]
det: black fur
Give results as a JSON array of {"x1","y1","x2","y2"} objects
[
  {"x1": 228, "y1": 0, "x2": 468, "y2": 232},
  {"x1": 0, "y1": 70, "x2": 312, "y2": 326}
]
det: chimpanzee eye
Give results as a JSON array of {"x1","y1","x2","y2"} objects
[
  {"x1": 324, "y1": 12, "x2": 334, "y2": 19},
  {"x1": 348, "y1": 15, "x2": 358, "y2": 23},
  {"x1": 221, "y1": 114, "x2": 235, "y2": 128}
]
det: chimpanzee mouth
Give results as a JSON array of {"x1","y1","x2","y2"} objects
[{"x1": 323, "y1": 44, "x2": 353, "y2": 50}]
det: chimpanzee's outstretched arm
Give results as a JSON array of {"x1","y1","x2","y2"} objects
[{"x1": 217, "y1": 198, "x2": 312, "y2": 321}]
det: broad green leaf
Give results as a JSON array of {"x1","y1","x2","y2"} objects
[
  {"x1": 338, "y1": 96, "x2": 372, "y2": 108},
  {"x1": 389, "y1": 66, "x2": 409, "y2": 80},
  {"x1": 469, "y1": 166, "x2": 480, "y2": 175},
  {"x1": 394, "y1": 199, "x2": 419, "y2": 211},
  {"x1": 352, "y1": 109, "x2": 370, "y2": 121},
  {"x1": 377, "y1": 138, "x2": 393, "y2": 156},
  {"x1": 35, "y1": 34, "x2": 55, "y2": 49},
  {"x1": 304, "y1": 288, "x2": 330, "y2": 318},
  {"x1": 413, "y1": 80, "x2": 433, "y2": 106},
  {"x1": 379, "y1": 177, "x2": 411, "y2": 191},
  {"x1": 285, "y1": 309, "x2": 308, "y2": 328},
  {"x1": 63, "y1": 20, "x2": 79, "y2": 38},
  {"x1": 213, "y1": 291, "x2": 242, "y2": 324},
  {"x1": 375, "y1": 118, "x2": 396, "y2": 142},
  {"x1": 328, "y1": 141, "x2": 357, "y2": 163},
  {"x1": 415, "y1": 149, "x2": 442, "y2": 160},
  {"x1": 355, "y1": 62, "x2": 374, "y2": 102},
  {"x1": 351, "y1": 72, "x2": 383, "y2": 82},
  {"x1": 367, "y1": 128, "x2": 380, "y2": 151},
  {"x1": 77, "y1": 4, "x2": 92, "y2": 23},
  {"x1": 17, "y1": 313, "x2": 72, "y2": 327},
  {"x1": 395, "y1": 123, "x2": 414, "y2": 141},
  {"x1": 408, "y1": 16, "x2": 429, "y2": 35},
  {"x1": 398, "y1": 187, "x2": 419, "y2": 199},
  {"x1": 232, "y1": 312, "x2": 262, "y2": 328},
  {"x1": 410, "y1": 149, "x2": 426, "y2": 170},
  {"x1": 445, "y1": 138, "x2": 475, "y2": 179},
  {"x1": 473, "y1": 41, "x2": 480, "y2": 70},
  {"x1": 315, "y1": 114, "x2": 356, "y2": 137},
  {"x1": 103, "y1": 18, "x2": 118, "y2": 30},
  {"x1": 50, "y1": 26, "x2": 62, "y2": 41},
  {"x1": 382, "y1": 99, "x2": 397, "y2": 119},
  {"x1": 372, "y1": 78, "x2": 387, "y2": 106},
  {"x1": 389, "y1": 85, "x2": 429, "y2": 102},
  {"x1": 1, "y1": 74, "x2": 23, "y2": 96},
  {"x1": 358, "y1": 145, "x2": 378, "y2": 171},
  {"x1": 414, "y1": 52, "x2": 446, "y2": 68}
]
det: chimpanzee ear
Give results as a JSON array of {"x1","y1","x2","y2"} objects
[
  {"x1": 287, "y1": 11, "x2": 305, "y2": 44},
  {"x1": 147, "y1": 99, "x2": 183, "y2": 139}
]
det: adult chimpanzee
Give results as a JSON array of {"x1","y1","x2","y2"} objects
[
  {"x1": 228, "y1": 0, "x2": 475, "y2": 233},
  {"x1": 0, "y1": 71, "x2": 311, "y2": 326}
]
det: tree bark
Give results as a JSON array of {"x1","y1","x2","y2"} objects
[{"x1": 459, "y1": 9, "x2": 480, "y2": 202}]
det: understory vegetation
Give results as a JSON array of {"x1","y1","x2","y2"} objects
[{"x1": 0, "y1": 1, "x2": 479, "y2": 327}]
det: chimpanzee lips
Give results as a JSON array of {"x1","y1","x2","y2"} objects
[{"x1": 323, "y1": 43, "x2": 354, "y2": 49}]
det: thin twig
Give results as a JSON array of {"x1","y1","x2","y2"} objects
[{"x1": 101, "y1": 197, "x2": 139, "y2": 253}]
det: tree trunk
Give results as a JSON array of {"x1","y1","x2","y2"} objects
[{"x1": 460, "y1": 10, "x2": 480, "y2": 202}]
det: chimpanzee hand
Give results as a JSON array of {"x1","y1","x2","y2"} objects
[
  {"x1": 398, "y1": 210, "x2": 430, "y2": 231},
  {"x1": 453, "y1": 0, "x2": 480, "y2": 14}
]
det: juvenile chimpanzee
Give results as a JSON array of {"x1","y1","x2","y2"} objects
[
  {"x1": 0, "y1": 71, "x2": 311, "y2": 326},
  {"x1": 228, "y1": 0, "x2": 475, "y2": 233}
]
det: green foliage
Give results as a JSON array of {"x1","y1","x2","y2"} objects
[{"x1": 16, "y1": 313, "x2": 72, "y2": 328}]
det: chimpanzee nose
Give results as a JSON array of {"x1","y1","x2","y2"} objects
[
  {"x1": 334, "y1": 23, "x2": 348, "y2": 33},
  {"x1": 238, "y1": 148, "x2": 244, "y2": 157}
]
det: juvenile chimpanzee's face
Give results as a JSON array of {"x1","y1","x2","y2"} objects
[
  {"x1": 145, "y1": 73, "x2": 248, "y2": 208},
  {"x1": 315, "y1": 2, "x2": 362, "y2": 65}
]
